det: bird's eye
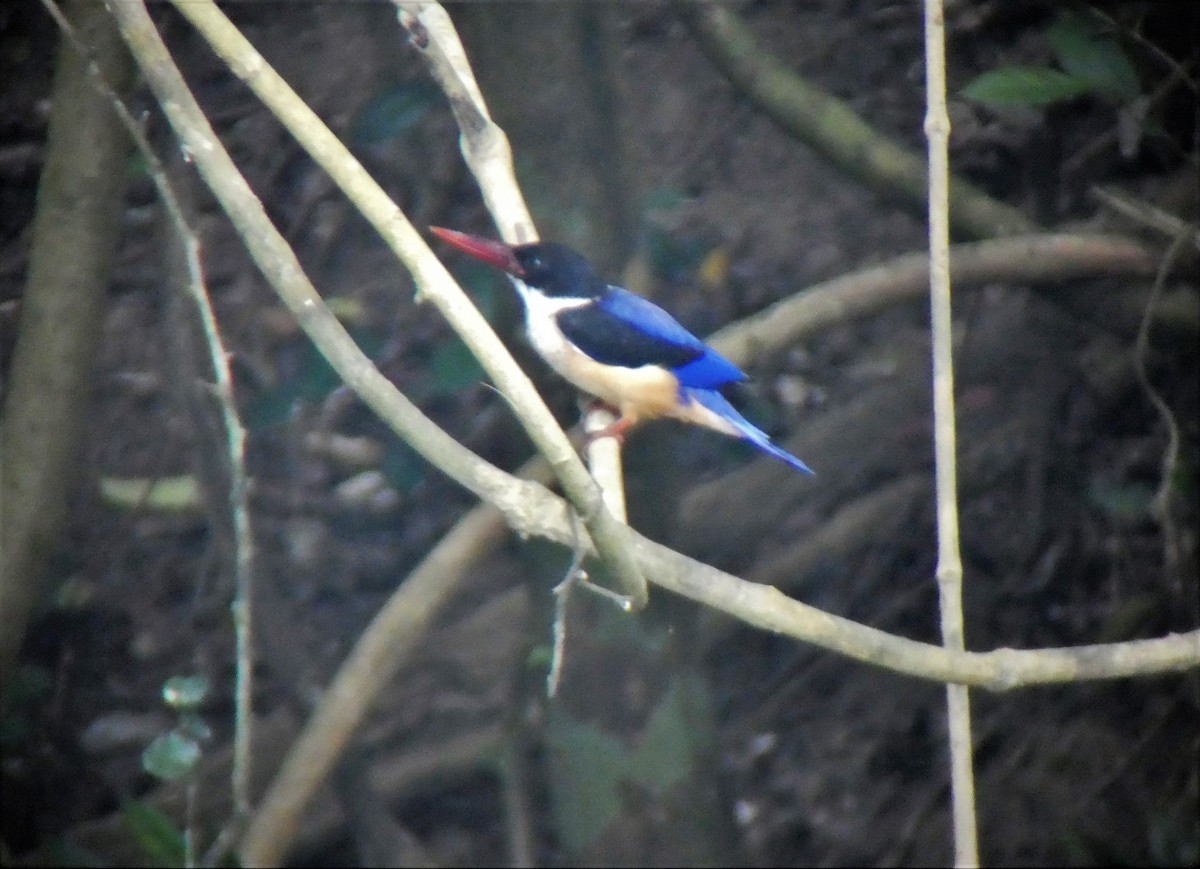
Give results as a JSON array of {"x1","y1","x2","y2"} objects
[{"x1": 527, "y1": 257, "x2": 542, "y2": 271}]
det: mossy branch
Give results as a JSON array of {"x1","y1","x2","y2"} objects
[{"x1": 680, "y1": 1, "x2": 1036, "y2": 240}]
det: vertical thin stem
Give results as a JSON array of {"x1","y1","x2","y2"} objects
[
  {"x1": 47, "y1": 0, "x2": 256, "y2": 827},
  {"x1": 923, "y1": 0, "x2": 980, "y2": 865},
  {"x1": 185, "y1": 780, "x2": 198, "y2": 869}
]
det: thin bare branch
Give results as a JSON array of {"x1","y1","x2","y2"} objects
[
  {"x1": 42, "y1": 0, "x2": 260, "y2": 820},
  {"x1": 1134, "y1": 229, "x2": 1193, "y2": 579},
  {"x1": 1093, "y1": 184, "x2": 1200, "y2": 249},
  {"x1": 924, "y1": 0, "x2": 978, "y2": 862},
  {"x1": 709, "y1": 233, "x2": 1161, "y2": 363}
]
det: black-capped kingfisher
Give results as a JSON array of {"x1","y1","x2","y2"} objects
[{"x1": 430, "y1": 226, "x2": 814, "y2": 475}]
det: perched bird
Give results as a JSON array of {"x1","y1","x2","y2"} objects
[{"x1": 430, "y1": 226, "x2": 813, "y2": 475}]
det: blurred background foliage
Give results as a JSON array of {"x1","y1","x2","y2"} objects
[{"x1": 0, "y1": 1, "x2": 1196, "y2": 866}]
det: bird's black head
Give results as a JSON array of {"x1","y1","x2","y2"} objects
[{"x1": 512, "y1": 242, "x2": 606, "y2": 300}]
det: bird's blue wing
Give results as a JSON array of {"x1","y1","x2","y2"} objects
[{"x1": 557, "y1": 287, "x2": 747, "y2": 390}]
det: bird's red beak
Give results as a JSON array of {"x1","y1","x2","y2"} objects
[{"x1": 430, "y1": 226, "x2": 524, "y2": 277}]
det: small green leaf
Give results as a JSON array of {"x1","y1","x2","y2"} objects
[
  {"x1": 1047, "y1": 13, "x2": 1139, "y2": 102},
  {"x1": 351, "y1": 80, "x2": 440, "y2": 145},
  {"x1": 142, "y1": 731, "x2": 201, "y2": 781},
  {"x1": 631, "y1": 679, "x2": 701, "y2": 792},
  {"x1": 961, "y1": 66, "x2": 1095, "y2": 107},
  {"x1": 525, "y1": 644, "x2": 553, "y2": 671},
  {"x1": 161, "y1": 675, "x2": 208, "y2": 711},
  {"x1": 545, "y1": 712, "x2": 631, "y2": 852},
  {"x1": 121, "y1": 800, "x2": 187, "y2": 867}
]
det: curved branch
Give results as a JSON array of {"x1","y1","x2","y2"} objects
[
  {"x1": 708, "y1": 233, "x2": 1161, "y2": 362},
  {"x1": 128, "y1": 0, "x2": 1185, "y2": 693},
  {"x1": 630, "y1": 531, "x2": 1199, "y2": 688}
]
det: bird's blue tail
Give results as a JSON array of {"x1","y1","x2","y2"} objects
[{"x1": 685, "y1": 388, "x2": 814, "y2": 475}]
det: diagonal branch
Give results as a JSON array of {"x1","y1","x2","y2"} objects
[{"x1": 167, "y1": 0, "x2": 647, "y2": 608}]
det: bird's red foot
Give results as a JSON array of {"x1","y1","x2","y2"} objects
[{"x1": 582, "y1": 403, "x2": 635, "y2": 445}]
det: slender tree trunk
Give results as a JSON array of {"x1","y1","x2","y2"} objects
[{"x1": 1, "y1": 0, "x2": 134, "y2": 685}]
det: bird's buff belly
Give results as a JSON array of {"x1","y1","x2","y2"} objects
[{"x1": 540, "y1": 341, "x2": 680, "y2": 421}]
